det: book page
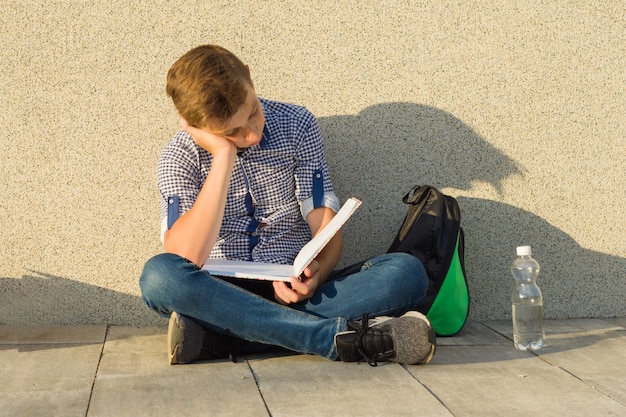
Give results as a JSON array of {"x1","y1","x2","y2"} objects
[
  {"x1": 292, "y1": 197, "x2": 362, "y2": 276},
  {"x1": 202, "y1": 259, "x2": 293, "y2": 281}
]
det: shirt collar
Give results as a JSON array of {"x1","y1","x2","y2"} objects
[
  {"x1": 260, "y1": 98, "x2": 270, "y2": 149},
  {"x1": 260, "y1": 123, "x2": 270, "y2": 148}
]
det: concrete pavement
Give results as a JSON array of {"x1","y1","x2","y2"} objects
[{"x1": 1, "y1": 319, "x2": 625, "y2": 416}]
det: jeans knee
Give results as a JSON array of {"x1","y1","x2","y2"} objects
[
  {"x1": 139, "y1": 253, "x2": 182, "y2": 304},
  {"x1": 386, "y1": 252, "x2": 429, "y2": 297}
]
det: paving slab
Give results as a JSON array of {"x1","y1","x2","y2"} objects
[
  {"x1": 437, "y1": 321, "x2": 510, "y2": 347},
  {"x1": 2, "y1": 321, "x2": 624, "y2": 417},
  {"x1": 0, "y1": 325, "x2": 107, "y2": 417},
  {"x1": 88, "y1": 326, "x2": 269, "y2": 417},
  {"x1": 485, "y1": 319, "x2": 626, "y2": 402},
  {"x1": 606, "y1": 318, "x2": 626, "y2": 329},
  {"x1": 410, "y1": 320, "x2": 626, "y2": 416},
  {"x1": 247, "y1": 353, "x2": 451, "y2": 417},
  {"x1": 484, "y1": 318, "x2": 625, "y2": 337},
  {"x1": 541, "y1": 331, "x2": 626, "y2": 405},
  {"x1": 409, "y1": 344, "x2": 625, "y2": 417},
  {"x1": 0, "y1": 324, "x2": 107, "y2": 344},
  {"x1": 486, "y1": 319, "x2": 626, "y2": 406}
]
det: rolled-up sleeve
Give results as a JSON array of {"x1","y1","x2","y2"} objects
[
  {"x1": 293, "y1": 109, "x2": 338, "y2": 217},
  {"x1": 299, "y1": 191, "x2": 341, "y2": 220}
]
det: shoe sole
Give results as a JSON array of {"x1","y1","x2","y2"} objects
[{"x1": 167, "y1": 311, "x2": 182, "y2": 365}]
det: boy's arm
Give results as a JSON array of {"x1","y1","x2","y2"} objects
[
  {"x1": 163, "y1": 121, "x2": 238, "y2": 267},
  {"x1": 305, "y1": 206, "x2": 343, "y2": 282},
  {"x1": 273, "y1": 206, "x2": 343, "y2": 304}
]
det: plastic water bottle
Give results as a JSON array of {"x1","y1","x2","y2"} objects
[{"x1": 511, "y1": 245, "x2": 544, "y2": 351}]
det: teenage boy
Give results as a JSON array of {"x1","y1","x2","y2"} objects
[{"x1": 139, "y1": 44, "x2": 436, "y2": 366}]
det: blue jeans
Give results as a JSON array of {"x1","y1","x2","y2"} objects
[{"x1": 139, "y1": 252, "x2": 427, "y2": 360}]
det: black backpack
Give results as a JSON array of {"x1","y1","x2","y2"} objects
[{"x1": 387, "y1": 185, "x2": 469, "y2": 336}]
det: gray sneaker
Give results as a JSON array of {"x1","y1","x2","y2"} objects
[
  {"x1": 167, "y1": 312, "x2": 247, "y2": 365},
  {"x1": 335, "y1": 311, "x2": 436, "y2": 366}
]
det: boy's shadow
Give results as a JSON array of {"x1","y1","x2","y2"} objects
[{"x1": 318, "y1": 103, "x2": 625, "y2": 321}]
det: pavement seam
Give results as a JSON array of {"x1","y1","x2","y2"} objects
[
  {"x1": 402, "y1": 364, "x2": 455, "y2": 416},
  {"x1": 538, "y1": 355, "x2": 626, "y2": 408},
  {"x1": 84, "y1": 324, "x2": 109, "y2": 417},
  {"x1": 246, "y1": 359, "x2": 273, "y2": 417}
]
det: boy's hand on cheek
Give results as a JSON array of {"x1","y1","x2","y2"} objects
[{"x1": 180, "y1": 117, "x2": 236, "y2": 156}]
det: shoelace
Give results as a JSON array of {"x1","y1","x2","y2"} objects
[{"x1": 353, "y1": 313, "x2": 394, "y2": 367}]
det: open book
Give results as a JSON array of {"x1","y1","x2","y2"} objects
[{"x1": 202, "y1": 197, "x2": 362, "y2": 281}]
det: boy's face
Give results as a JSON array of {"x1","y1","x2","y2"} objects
[{"x1": 206, "y1": 84, "x2": 265, "y2": 149}]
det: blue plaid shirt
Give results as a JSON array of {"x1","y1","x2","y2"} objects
[{"x1": 157, "y1": 98, "x2": 339, "y2": 265}]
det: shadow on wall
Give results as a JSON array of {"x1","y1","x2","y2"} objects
[
  {"x1": 321, "y1": 103, "x2": 519, "y2": 195},
  {"x1": 459, "y1": 198, "x2": 626, "y2": 319},
  {"x1": 318, "y1": 103, "x2": 626, "y2": 319},
  {"x1": 318, "y1": 102, "x2": 521, "y2": 265},
  {"x1": 0, "y1": 270, "x2": 161, "y2": 326}
]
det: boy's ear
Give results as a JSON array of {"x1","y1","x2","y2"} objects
[{"x1": 245, "y1": 64, "x2": 250, "y2": 75}]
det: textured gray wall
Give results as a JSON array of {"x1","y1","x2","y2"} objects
[{"x1": 1, "y1": 1, "x2": 624, "y2": 325}]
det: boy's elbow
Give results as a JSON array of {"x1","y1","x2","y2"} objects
[{"x1": 163, "y1": 233, "x2": 204, "y2": 268}]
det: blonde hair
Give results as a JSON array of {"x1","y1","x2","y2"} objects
[{"x1": 166, "y1": 45, "x2": 253, "y2": 128}]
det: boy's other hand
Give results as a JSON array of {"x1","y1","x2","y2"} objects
[{"x1": 272, "y1": 260, "x2": 321, "y2": 305}]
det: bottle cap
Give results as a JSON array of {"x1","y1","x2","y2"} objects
[{"x1": 516, "y1": 246, "x2": 532, "y2": 256}]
